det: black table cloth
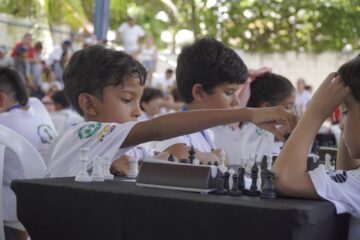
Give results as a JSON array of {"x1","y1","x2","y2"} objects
[{"x1": 11, "y1": 177, "x2": 349, "y2": 240}]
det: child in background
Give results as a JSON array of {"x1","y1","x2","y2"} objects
[
  {"x1": 273, "y1": 55, "x2": 360, "y2": 240},
  {"x1": 0, "y1": 67, "x2": 57, "y2": 240},
  {"x1": 139, "y1": 87, "x2": 164, "y2": 121},
  {"x1": 45, "y1": 45, "x2": 295, "y2": 177},
  {"x1": 213, "y1": 73, "x2": 295, "y2": 165}
]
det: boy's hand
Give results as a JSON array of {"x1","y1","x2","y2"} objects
[
  {"x1": 249, "y1": 106, "x2": 297, "y2": 141},
  {"x1": 110, "y1": 155, "x2": 130, "y2": 176},
  {"x1": 307, "y1": 73, "x2": 351, "y2": 120}
]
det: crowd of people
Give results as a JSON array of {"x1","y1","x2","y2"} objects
[{"x1": 0, "y1": 18, "x2": 359, "y2": 240}]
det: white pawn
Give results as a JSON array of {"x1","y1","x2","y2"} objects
[
  {"x1": 324, "y1": 153, "x2": 332, "y2": 171},
  {"x1": 102, "y1": 156, "x2": 114, "y2": 180},
  {"x1": 218, "y1": 149, "x2": 228, "y2": 173},
  {"x1": 193, "y1": 158, "x2": 201, "y2": 165},
  {"x1": 75, "y1": 148, "x2": 92, "y2": 182},
  {"x1": 127, "y1": 155, "x2": 139, "y2": 179},
  {"x1": 91, "y1": 155, "x2": 105, "y2": 182},
  {"x1": 266, "y1": 153, "x2": 273, "y2": 171}
]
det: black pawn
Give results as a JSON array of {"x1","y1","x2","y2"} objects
[
  {"x1": 244, "y1": 162, "x2": 260, "y2": 196},
  {"x1": 237, "y1": 167, "x2": 245, "y2": 191},
  {"x1": 223, "y1": 171, "x2": 230, "y2": 190},
  {"x1": 188, "y1": 145, "x2": 196, "y2": 164},
  {"x1": 213, "y1": 161, "x2": 219, "y2": 166},
  {"x1": 260, "y1": 169, "x2": 276, "y2": 199},
  {"x1": 214, "y1": 173, "x2": 227, "y2": 195},
  {"x1": 228, "y1": 173, "x2": 242, "y2": 196},
  {"x1": 168, "y1": 154, "x2": 175, "y2": 162},
  {"x1": 207, "y1": 161, "x2": 212, "y2": 165}
]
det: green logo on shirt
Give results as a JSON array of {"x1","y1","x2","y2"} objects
[{"x1": 78, "y1": 123, "x2": 101, "y2": 139}]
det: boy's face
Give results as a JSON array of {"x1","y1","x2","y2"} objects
[
  {"x1": 95, "y1": 78, "x2": 144, "y2": 123},
  {"x1": 142, "y1": 97, "x2": 162, "y2": 117},
  {"x1": 341, "y1": 95, "x2": 360, "y2": 158},
  {"x1": 200, "y1": 83, "x2": 240, "y2": 109},
  {"x1": 276, "y1": 92, "x2": 296, "y2": 111}
]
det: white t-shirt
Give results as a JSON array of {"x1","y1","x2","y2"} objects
[
  {"x1": 156, "y1": 129, "x2": 215, "y2": 154},
  {"x1": 295, "y1": 90, "x2": 311, "y2": 117},
  {"x1": 214, "y1": 123, "x2": 275, "y2": 166},
  {"x1": 50, "y1": 108, "x2": 83, "y2": 135},
  {"x1": 309, "y1": 165, "x2": 360, "y2": 240},
  {"x1": 151, "y1": 76, "x2": 175, "y2": 93},
  {"x1": 46, "y1": 121, "x2": 137, "y2": 177},
  {"x1": 117, "y1": 23, "x2": 145, "y2": 53},
  {"x1": 0, "y1": 97, "x2": 57, "y2": 222}
]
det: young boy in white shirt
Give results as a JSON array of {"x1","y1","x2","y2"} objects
[
  {"x1": 0, "y1": 67, "x2": 57, "y2": 240},
  {"x1": 273, "y1": 55, "x2": 360, "y2": 240},
  {"x1": 46, "y1": 45, "x2": 296, "y2": 178}
]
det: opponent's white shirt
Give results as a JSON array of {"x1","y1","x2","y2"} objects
[
  {"x1": 46, "y1": 121, "x2": 137, "y2": 177},
  {"x1": 117, "y1": 23, "x2": 145, "y2": 53},
  {"x1": 155, "y1": 129, "x2": 215, "y2": 153},
  {"x1": 213, "y1": 123, "x2": 275, "y2": 166},
  {"x1": 0, "y1": 97, "x2": 57, "y2": 222},
  {"x1": 295, "y1": 90, "x2": 311, "y2": 117},
  {"x1": 151, "y1": 76, "x2": 175, "y2": 93},
  {"x1": 309, "y1": 165, "x2": 360, "y2": 240}
]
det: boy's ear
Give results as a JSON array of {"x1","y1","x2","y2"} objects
[
  {"x1": 259, "y1": 101, "x2": 272, "y2": 108},
  {"x1": 78, "y1": 93, "x2": 98, "y2": 117},
  {"x1": 191, "y1": 83, "x2": 205, "y2": 102}
]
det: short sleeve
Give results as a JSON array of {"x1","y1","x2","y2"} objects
[
  {"x1": 309, "y1": 165, "x2": 360, "y2": 218},
  {"x1": 118, "y1": 23, "x2": 126, "y2": 33}
]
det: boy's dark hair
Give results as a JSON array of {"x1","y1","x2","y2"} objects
[
  {"x1": 166, "y1": 69, "x2": 174, "y2": 75},
  {"x1": 338, "y1": 54, "x2": 360, "y2": 102},
  {"x1": 0, "y1": 67, "x2": 28, "y2": 106},
  {"x1": 171, "y1": 88, "x2": 182, "y2": 102},
  {"x1": 176, "y1": 37, "x2": 248, "y2": 103},
  {"x1": 63, "y1": 45, "x2": 147, "y2": 115},
  {"x1": 52, "y1": 90, "x2": 70, "y2": 109},
  {"x1": 141, "y1": 87, "x2": 163, "y2": 103},
  {"x1": 247, "y1": 73, "x2": 295, "y2": 108}
]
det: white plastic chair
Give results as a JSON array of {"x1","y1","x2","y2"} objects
[{"x1": 0, "y1": 124, "x2": 46, "y2": 240}]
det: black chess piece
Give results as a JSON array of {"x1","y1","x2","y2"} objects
[
  {"x1": 261, "y1": 156, "x2": 267, "y2": 171},
  {"x1": 188, "y1": 145, "x2": 196, "y2": 164},
  {"x1": 307, "y1": 155, "x2": 319, "y2": 171},
  {"x1": 223, "y1": 171, "x2": 230, "y2": 190},
  {"x1": 228, "y1": 173, "x2": 242, "y2": 196},
  {"x1": 179, "y1": 159, "x2": 189, "y2": 164},
  {"x1": 214, "y1": 173, "x2": 227, "y2": 195},
  {"x1": 207, "y1": 161, "x2": 212, "y2": 165},
  {"x1": 244, "y1": 162, "x2": 260, "y2": 196},
  {"x1": 260, "y1": 169, "x2": 276, "y2": 199},
  {"x1": 213, "y1": 161, "x2": 219, "y2": 166},
  {"x1": 168, "y1": 154, "x2": 175, "y2": 162},
  {"x1": 237, "y1": 167, "x2": 245, "y2": 191},
  {"x1": 311, "y1": 139, "x2": 320, "y2": 155}
]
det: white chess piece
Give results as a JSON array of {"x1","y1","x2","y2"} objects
[
  {"x1": 102, "y1": 156, "x2": 114, "y2": 180},
  {"x1": 91, "y1": 155, "x2": 105, "y2": 182},
  {"x1": 266, "y1": 153, "x2": 273, "y2": 171},
  {"x1": 127, "y1": 156, "x2": 139, "y2": 178},
  {"x1": 228, "y1": 168, "x2": 235, "y2": 189},
  {"x1": 193, "y1": 158, "x2": 201, "y2": 165},
  {"x1": 324, "y1": 153, "x2": 332, "y2": 171},
  {"x1": 218, "y1": 150, "x2": 228, "y2": 173},
  {"x1": 75, "y1": 148, "x2": 92, "y2": 182}
]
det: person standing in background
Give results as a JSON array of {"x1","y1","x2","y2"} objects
[
  {"x1": 117, "y1": 16, "x2": 145, "y2": 58},
  {"x1": 294, "y1": 78, "x2": 311, "y2": 118}
]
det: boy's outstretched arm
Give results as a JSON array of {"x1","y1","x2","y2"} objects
[
  {"x1": 272, "y1": 73, "x2": 351, "y2": 199},
  {"x1": 122, "y1": 106, "x2": 296, "y2": 148}
]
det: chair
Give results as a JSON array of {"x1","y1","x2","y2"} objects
[{"x1": 0, "y1": 124, "x2": 46, "y2": 240}]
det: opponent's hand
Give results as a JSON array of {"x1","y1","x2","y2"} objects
[
  {"x1": 249, "y1": 106, "x2": 297, "y2": 141},
  {"x1": 110, "y1": 155, "x2": 130, "y2": 176},
  {"x1": 307, "y1": 73, "x2": 351, "y2": 120}
]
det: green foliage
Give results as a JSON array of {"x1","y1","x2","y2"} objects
[{"x1": 1, "y1": 0, "x2": 359, "y2": 52}]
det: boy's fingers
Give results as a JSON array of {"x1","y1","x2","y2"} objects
[{"x1": 267, "y1": 126, "x2": 286, "y2": 142}]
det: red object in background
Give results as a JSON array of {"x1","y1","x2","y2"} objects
[
  {"x1": 11, "y1": 42, "x2": 35, "y2": 59},
  {"x1": 332, "y1": 106, "x2": 341, "y2": 124}
]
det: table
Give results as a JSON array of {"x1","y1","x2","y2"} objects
[{"x1": 11, "y1": 177, "x2": 349, "y2": 240}]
